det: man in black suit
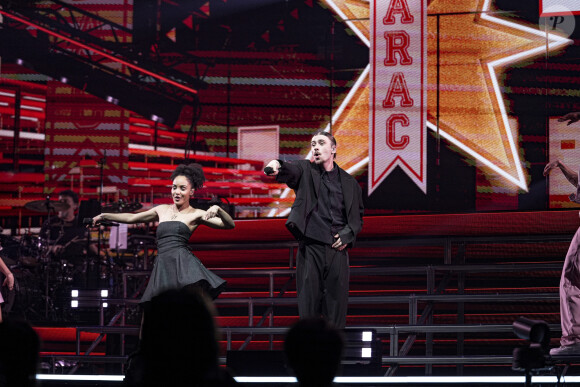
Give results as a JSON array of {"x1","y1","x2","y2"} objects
[{"x1": 265, "y1": 131, "x2": 364, "y2": 328}]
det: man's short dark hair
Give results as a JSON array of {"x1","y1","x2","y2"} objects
[{"x1": 58, "y1": 190, "x2": 79, "y2": 204}]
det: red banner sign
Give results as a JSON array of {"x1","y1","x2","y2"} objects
[{"x1": 369, "y1": 0, "x2": 427, "y2": 194}]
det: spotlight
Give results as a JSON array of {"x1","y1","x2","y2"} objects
[
  {"x1": 361, "y1": 348, "x2": 372, "y2": 358},
  {"x1": 150, "y1": 114, "x2": 164, "y2": 124},
  {"x1": 60, "y1": 76, "x2": 68, "y2": 84},
  {"x1": 512, "y1": 317, "x2": 551, "y2": 384},
  {"x1": 106, "y1": 96, "x2": 119, "y2": 105},
  {"x1": 16, "y1": 58, "x2": 23, "y2": 66},
  {"x1": 513, "y1": 317, "x2": 550, "y2": 350},
  {"x1": 362, "y1": 331, "x2": 373, "y2": 342}
]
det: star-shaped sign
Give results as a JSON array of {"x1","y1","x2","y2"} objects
[
  {"x1": 270, "y1": 0, "x2": 571, "y2": 216},
  {"x1": 322, "y1": 0, "x2": 572, "y2": 190}
]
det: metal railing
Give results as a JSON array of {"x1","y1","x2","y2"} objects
[
  {"x1": 51, "y1": 232, "x2": 569, "y2": 375},
  {"x1": 41, "y1": 322, "x2": 561, "y2": 374}
]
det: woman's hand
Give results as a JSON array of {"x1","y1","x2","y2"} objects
[
  {"x1": 558, "y1": 112, "x2": 580, "y2": 126},
  {"x1": 543, "y1": 160, "x2": 560, "y2": 176},
  {"x1": 92, "y1": 214, "x2": 105, "y2": 227},
  {"x1": 203, "y1": 205, "x2": 221, "y2": 221},
  {"x1": 3, "y1": 273, "x2": 14, "y2": 291}
]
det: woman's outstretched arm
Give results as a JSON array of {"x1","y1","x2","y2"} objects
[
  {"x1": 92, "y1": 206, "x2": 159, "y2": 225},
  {"x1": 544, "y1": 160, "x2": 578, "y2": 188}
]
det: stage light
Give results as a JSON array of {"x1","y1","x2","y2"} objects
[
  {"x1": 69, "y1": 289, "x2": 109, "y2": 308},
  {"x1": 342, "y1": 328, "x2": 381, "y2": 375},
  {"x1": 69, "y1": 289, "x2": 110, "y2": 324},
  {"x1": 17, "y1": 116, "x2": 39, "y2": 122},
  {"x1": 362, "y1": 331, "x2": 373, "y2": 342},
  {"x1": 60, "y1": 76, "x2": 68, "y2": 84},
  {"x1": 512, "y1": 317, "x2": 550, "y2": 375},
  {"x1": 513, "y1": 317, "x2": 550, "y2": 349},
  {"x1": 106, "y1": 96, "x2": 119, "y2": 105},
  {"x1": 361, "y1": 348, "x2": 372, "y2": 358},
  {"x1": 16, "y1": 58, "x2": 23, "y2": 66},
  {"x1": 31, "y1": 374, "x2": 580, "y2": 383}
]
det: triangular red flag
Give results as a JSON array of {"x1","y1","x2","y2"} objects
[
  {"x1": 182, "y1": 14, "x2": 194, "y2": 29},
  {"x1": 166, "y1": 28, "x2": 177, "y2": 42},
  {"x1": 200, "y1": 2, "x2": 210, "y2": 17}
]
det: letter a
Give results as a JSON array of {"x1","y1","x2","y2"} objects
[
  {"x1": 383, "y1": 72, "x2": 414, "y2": 108},
  {"x1": 383, "y1": 0, "x2": 414, "y2": 25}
]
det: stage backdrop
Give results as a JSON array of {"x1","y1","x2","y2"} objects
[
  {"x1": 3, "y1": 0, "x2": 580, "y2": 217},
  {"x1": 44, "y1": 82, "x2": 129, "y2": 198}
]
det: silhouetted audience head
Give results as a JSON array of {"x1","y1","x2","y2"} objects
[
  {"x1": 0, "y1": 318, "x2": 40, "y2": 387},
  {"x1": 284, "y1": 318, "x2": 344, "y2": 387},
  {"x1": 131, "y1": 287, "x2": 235, "y2": 387}
]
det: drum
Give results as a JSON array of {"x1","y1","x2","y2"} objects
[
  {"x1": 0, "y1": 235, "x2": 19, "y2": 266},
  {"x1": 0, "y1": 267, "x2": 39, "y2": 316},
  {"x1": 55, "y1": 259, "x2": 78, "y2": 284},
  {"x1": 18, "y1": 234, "x2": 46, "y2": 267},
  {"x1": 58, "y1": 239, "x2": 88, "y2": 266}
]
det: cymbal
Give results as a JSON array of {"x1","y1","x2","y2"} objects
[{"x1": 25, "y1": 200, "x2": 70, "y2": 213}]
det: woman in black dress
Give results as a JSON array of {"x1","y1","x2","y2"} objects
[{"x1": 91, "y1": 163, "x2": 234, "y2": 301}]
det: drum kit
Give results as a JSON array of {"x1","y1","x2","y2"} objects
[
  {"x1": 1, "y1": 199, "x2": 97, "y2": 321},
  {"x1": 1, "y1": 198, "x2": 146, "y2": 322}
]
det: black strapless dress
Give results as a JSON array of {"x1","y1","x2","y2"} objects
[{"x1": 140, "y1": 221, "x2": 226, "y2": 302}]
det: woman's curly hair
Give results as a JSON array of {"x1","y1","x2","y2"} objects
[{"x1": 171, "y1": 163, "x2": 205, "y2": 190}]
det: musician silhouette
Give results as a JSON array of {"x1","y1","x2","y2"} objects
[
  {"x1": 39, "y1": 190, "x2": 97, "y2": 288},
  {"x1": 39, "y1": 190, "x2": 87, "y2": 259}
]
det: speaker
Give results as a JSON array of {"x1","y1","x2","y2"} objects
[{"x1": 226, "y1": 350, "x2": 288, "y2": 376}]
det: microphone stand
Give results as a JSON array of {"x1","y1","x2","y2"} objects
[
  {"x1": 95, "y1": 152, "x2": 107, "y2": 289},
  {"x1": 42, "y1": 195, "x2": 55, "y2": 320}
]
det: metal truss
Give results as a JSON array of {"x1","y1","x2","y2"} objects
[{"x1": 0, "y1": 0, "x2": 209, "y2": 106}]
